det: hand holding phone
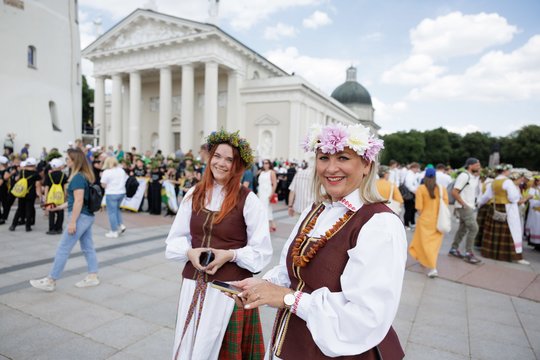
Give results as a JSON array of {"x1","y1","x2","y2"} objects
[
  {"x1": 199, "y1": 250, "x2": 215, "y2": 267},
  {"x1": 210, "y1": 280, "x2": 242, "y2": 295}
]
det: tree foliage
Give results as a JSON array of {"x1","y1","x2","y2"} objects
[
  {"x1": 380, "y1": 125, "x2": 540, "y2": 170},
  {"x1": 82, "y1": 75, "x2": 94, "y2": 132}
]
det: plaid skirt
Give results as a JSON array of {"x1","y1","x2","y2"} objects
[
  {"x1": 474, "y1": 204, "x2": 490, "y2": 247},
  {"x1": 218, "y1": 304, "x2": 265, "y2": 360},
  {"x1": 481, "y1": 204, "x2": 522, "y2": 262}
]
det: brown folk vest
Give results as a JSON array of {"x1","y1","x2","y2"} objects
[
  {"x1": 182, "y1": 186, "x2": 253, "y2": 282},
  {"x1": 272, "y1": 202, "x2": 405, "y2": 360}
]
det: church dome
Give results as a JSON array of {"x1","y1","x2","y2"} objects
[{"x1": 331, "y1": 66, "x2": 372, "y2": 106}]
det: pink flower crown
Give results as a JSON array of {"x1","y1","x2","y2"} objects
[{"x1": 301, "y1": 123, "x2": 384, "y2": 162}]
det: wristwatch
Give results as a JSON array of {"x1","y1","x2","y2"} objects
[{"x1": 283, "y1": 292, "x2": 295, "y2": 308}]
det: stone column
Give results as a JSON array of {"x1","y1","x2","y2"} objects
[
  {"x1": 94, "y1": 76, "x2": 105, "y2": 146},
  {"x1": 110, "y1": 73, "x2": 123, "y2": 148},
  {"x1": 129, "y1": 71, "x2": 142, "y2": 151},
  {"x1": 159, "y1": 66, "x2": 172, "y2": 155},
  {"x1": 204, "y1": 61, "x2": 218, "y2": 135},
  {"x1": 180, "y1": 64, "x2": 194, "y2": 152},
  {"x1": 289, "y1": 101, "x2": 301, "y2": 160},
  {"x1": 226, "y1": 70, "x2": 241, "y2": 133},
  {"x1": 122, "y1": 78, "x2": 130, "y2": 147}
]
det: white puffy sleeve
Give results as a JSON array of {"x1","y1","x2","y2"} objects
[
  {"x1": 165, "y1": 187, "x2": 194, "y2": 262},
  {"x1": 503, "y1": 179, "x2": 521, "y2": 203},
  {"x1": 235, "y1": 192, "x2": 274, "y2": 273},
  {"x1": 293, "y1": 213, "x2": 407, "y2": 357},
  {"x1": 263, "y1": 206, "x2": 313, "y2": 287},
  {"x1": 478, "y1": 183, "x2": 494, "y2": 207}
]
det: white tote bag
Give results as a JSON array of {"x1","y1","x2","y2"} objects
[
  {"x1": 436, "y1": 185, "x2": 452, "y2": 233},
  {"x1": 387, "y1": 182, "x2": 402, "y2": 214}
]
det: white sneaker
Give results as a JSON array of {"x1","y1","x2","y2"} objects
[
  {"x1": 119, "y1": 224, "x2": 126, "y2": 234},
  {"x1": 75, "y1": 275, "x2": 100, "y2": 288},
  {"x1": 30, "y1": 277, "x2": 56, "y2": 292},
  {"x1": 105, "y1": 231, "x2": 119, "y2": 238},
  {"x1": 427, "y1": 269, "x2": 439, "y2": 278},
  {"x1": 517, "y1": 259, "x2": 530, "y2": 265}
]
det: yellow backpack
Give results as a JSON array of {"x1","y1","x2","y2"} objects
[
  {"x1": 11, "y1": 170, "x2": 34, "y2": 198},
  {"x1": 47, "y1": 172, "x2": 65, "y2": 205}
]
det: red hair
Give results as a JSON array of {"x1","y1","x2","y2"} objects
[{"x1": 190, "y1": 144, "x2": 245, "y2": 224}]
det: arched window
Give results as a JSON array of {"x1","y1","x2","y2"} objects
[
  {"x1": 27, "y1": 46, "x2": 36, "y2": 68},
  {"x1": 49, "y1": 101, "x2": 61, "y2": 131}
]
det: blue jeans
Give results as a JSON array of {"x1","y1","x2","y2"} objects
[
  {"x1": 50, "y1": 213, "x2": 97, "y2": 280},
  {"x1": 106, "y1": 194, "x2": 125, "y2": 231}
]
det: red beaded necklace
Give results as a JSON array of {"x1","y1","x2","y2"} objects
[{"x1": 291, "y1": 204, "x2": 355, "y2": 267}]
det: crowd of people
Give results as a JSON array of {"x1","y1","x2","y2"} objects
[
  {"x1": 2, "y1": 127, "x2": 539, "y2": 359},
  {"x1": 382, "y1": 157, "x2": 539, "y2": 278}
]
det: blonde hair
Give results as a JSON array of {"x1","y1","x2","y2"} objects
[
  {"x1": 102, "y1": 156, "x2": 118, "y2": 170},
  {"x1": 67, "y1": 148, "x2": 95, "y2": 183},
  {"x1": 312, "y1": 152, "x2": 385, "y2": 205}
]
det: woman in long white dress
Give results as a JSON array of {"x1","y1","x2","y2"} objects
[
  {"x1": 525, "y1": 177, "x2": 540, "y2": 250},
  {"x1": 258, "y1": 159, "x2": 278, "y2": 232},
  {"x1": 165, "y1": 130, "x2": 272, "y2": 359}
]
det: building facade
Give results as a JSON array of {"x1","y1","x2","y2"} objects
[
  {"x1": 83, "y1": 9, "x2": 379, "y2": 160},
  {"x1": 0, "y1": 0, "x2": 81, "y2": 156}
]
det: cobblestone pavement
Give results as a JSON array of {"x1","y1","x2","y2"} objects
[{"x1": 0, "y1": 204, "x2": 539, "y2": 359}]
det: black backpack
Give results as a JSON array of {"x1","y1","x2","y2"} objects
[
  {"x1": 125, "y1": 176, "x2": 139, "y2": 198},
  {"x1": 86, "y1": 182, "x2": 103, "y2": 213},
  {"x1": 398, "y1": 183, "x2": 414, "y2": 200}
]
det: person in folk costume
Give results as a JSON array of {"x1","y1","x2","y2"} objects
[
  {"x1": 375, "y1": 165, "x2": 404, "y2": 215},
  {"x1": 525, "y1": 176, "x2": 540, "y2": 250},
  {"x1": 478, "y1": 164, "x2": 530, "y2": 265},
  {"x1": 474, "y1": 169, "x2": 495, "y2": 249},
  {"x1": 408, "y1": 168, "x2": 449, "y2": 278},
  {"x1": 147, "y1": 159, "x2": 164, "y2": 215},
  {"x1": 232, "y1": 123, "x2": 407, "y2": 360},
  {"x1": 165, "y1": 130, "x2": 272, "y2": 360}
]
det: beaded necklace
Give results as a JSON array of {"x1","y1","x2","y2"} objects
[{"x1": 291, "y1": 204, "x2": 355, "y2": 267}]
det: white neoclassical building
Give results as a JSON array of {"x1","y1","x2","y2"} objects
[
  {"x1": 0, "y1": 0, "x2": 81, "y2": 156},
  {"x1": 83, "y1": 8, "x2": 379, "y2": 160}
]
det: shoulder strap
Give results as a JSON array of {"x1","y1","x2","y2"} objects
[{"x1": 389, "y1": 181, "x2": 395, "y2": 201}]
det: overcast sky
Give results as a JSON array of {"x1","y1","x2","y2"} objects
[{"x1": 79, "y1": 0, "x2": 540, "y2": 136}]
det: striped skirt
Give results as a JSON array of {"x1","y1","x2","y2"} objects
[
  {"x1": 218, "y1": 304, "x2": 265, "y2": 360},
  {"x1": 481, "y1": 204, "x2": 522, "y2": 262},
  {"x1": 474, "y1": 204, "x2": 490, "y2": 247}
]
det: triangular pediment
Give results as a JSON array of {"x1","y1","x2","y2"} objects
[
  {"x1": 83, "y1": 9, "x2": 213, "y2": 55},
  {"x1": 255, "y1": 115, "x2": 280, "y2": 126}
]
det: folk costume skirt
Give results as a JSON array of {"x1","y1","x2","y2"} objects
[{"x1": 481, "y1": 204, "x2": 523, "y2": 262}]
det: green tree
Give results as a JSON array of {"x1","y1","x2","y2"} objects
[
  {"x1": 423, "y1": 127, "x2": 451, "y2": 165},
  {"x1": 447, "y1": 132, "x2": 465, "y2": 168},
  {"x1": 500, "y1": 125, "x2": 540, "y2": 169},
  {"x1": 381, "y1": 130, "x2": 425, "y2": 165},
  {"x1": 461, "y1": 131, "x2": 494, "y2": 166},
  {"x1": 82, "y1": 75, "x2": 94, "y2": 133}
]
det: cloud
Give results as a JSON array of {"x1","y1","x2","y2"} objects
[
  {"x1": 359, "y1": 32, "x2": 383, "y2": 42},
  {"x1": 409, "y1": 35, "x2": 540, "y2": 101},
  {"x1": 372, "y1": 98, "x2": 409, "y2": 133},
  {"x1": 264, "y1": 23, "x2": 297, "y2": 40},
  {"x1": 265, "y1": 47, "x2": 355, "y2": 94},
  {"x1": 381, "y1": 54, "x2": 446, "y2": 85},
  {"x1": 224, "y1": 0, "x2": 321, "y2": 30},
  {"x1": 411, "y1": 11, "x2": 518, "y2": 59},
  {"x1": 444, "y1": 124, "x2": 481, "y2": 135},
  {"x1": 302, "y1": 10, "x2": 332, "y2": 29}
]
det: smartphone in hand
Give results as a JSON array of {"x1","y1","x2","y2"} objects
[
  {"x1": 210, "y1": 280, "x2": 242, "y2": 295},
  {"x1": 199, "y1": 250, "x2": 215, "y2": 267}
]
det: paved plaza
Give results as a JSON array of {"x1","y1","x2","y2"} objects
[{"x1": 1, "y1": 203, "x2": 539, "y2": 360}]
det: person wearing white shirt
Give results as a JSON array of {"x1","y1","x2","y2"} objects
[
  {"x1": 448, "y1": 158, "x2": 482, "y2": 264},
  {"x1": 165, "y1": 131, "x2": 272, "y2": 359},
  {"x1": 477, "y1": 164, "x2": 529, "y2": 265},
  {"x1": 403, "y1": 162, "x2": 421, "y2": 230},
  {"x1": 232, "y1": 124, "x2": 407, "y2": 359},
  {"x1": 100, "y1": 157, "x2": 128, "y2": 238},
  {"x1": 435, "y1": 163, "x2": 452, "y2": 188},
  {"x1": 287, "y1": 166, "x2": 315, "y2": 217}
]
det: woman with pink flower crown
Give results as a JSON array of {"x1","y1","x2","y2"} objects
[{"x1": 229, "y1": 123, "x2": 407, "y2": 359}]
